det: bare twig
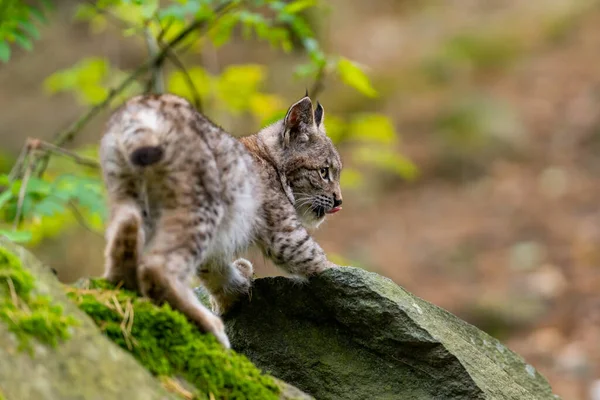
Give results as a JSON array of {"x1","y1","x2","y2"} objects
[
  {"x1": 6, "y1": 138, "x2": 102, "y2": 235},
  {"x1": 156, "y1": 17, "x2": 175, "y2": 44},
  {"x1": 309, "y1": 64, "x2": 327, "y2": 100},
  {"x1": 144, "y1": 25, "x2": 165, "y2": 94},
  {"x1": 35, "y1": 140, "x2": 100, "y2": 169},
  {"x1": 13, "y1": 153, "x2": 33, "y2": 230},
  {"x1": 165, "y1": 49, "x2": 203, "y2": 111},
  {"x1": 7, "y1": 142, "x2": 31, "y2": 182},
  {"x1": 67, "y1": 200, "x2": 103, "y2": 238}
]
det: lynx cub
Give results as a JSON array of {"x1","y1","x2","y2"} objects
[{"x1": 100, "y1": 93, "x2": 343, "y2": 348}]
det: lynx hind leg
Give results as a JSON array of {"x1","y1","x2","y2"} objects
[
  {"x1": 104, "y1": 203, "x2": 144, "y2": 291},
  {"x1": 138, "y1": 252, "x2": 231, "y2": 348},
  {"x1": 199, "y1": 258, "x2": 254, "y2": 316}
]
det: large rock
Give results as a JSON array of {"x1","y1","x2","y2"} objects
[
  {"x1": 224, "y1": 267, "x2": 557, "y2": 400},
  {"x1": 0, "y1": 237, "x2": 311, "y2": 400},
  {"x1": 0, "y1": 237, "x2": 176, "y2": 400}
]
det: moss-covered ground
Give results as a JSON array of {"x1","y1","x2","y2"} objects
[
  {"x1": 0, "y1": 247, "x2": 77, "y2": 352},
  {"x1": 66, "y1": 278, "x2": 280, "y2": 400}
]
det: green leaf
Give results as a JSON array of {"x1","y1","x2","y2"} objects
[
  {"x1": 167, "y1": 67, "x2": 211, "y2": 103},
  {"x1": 0, "y1": 42, "x2": 11, "y2": 63},
  {"x1": 0, "y1": 230, "x2": 33, "y2": 243},
  {"x1": 29, "y1": 6, "x2": 47, "y2": 23},
  {"x1": 284, "y1": 0, "x2": 318, "y2": 14},
  {"x1": 19, "y1": 20, "x2": 40, "y2": 40},
  {"x1": 217, "y1": 64, "x2": 266, "y2": 113},
  {"x1": 23, "y1": 178, "x2": 52, "y2": 195},
  {"x1": 140, "y1": 0, "x2": 159, "y2": 19},
  {"x1": 79, "y1": 85, "x2": 110, "y2": 105},
  {"x1": 13, "y1": 32, "x2": 33, "y2": 51},
  {"x1": 354, "y1": 147, "x2": 418, "y2": 181},
  {"x1": 0, "y1": 175, "x2": 10, "y2": 186},
  {"x1": 77, "y1": 58, "x2": 109, "y2": 84},
  {"x1": 337, "y1": 58, "x2": 378, "y2": 98},
  {"x1": 0, "y1": 191, "x2": 13, "y2": 209},
  {"x1": 34, "y1": 198, "x2": 67, "y2": 217},
  {"x1": 159, "y1": 2, "x2": 200, "y2": 20},
  {"x1": 347, "y1": 114, "x2": 396, "y2": 145},
  {"x1": 73, "y1": 4, "x2": 98, "y2": 21},
  {"x1": 210, "y1": 13, "x2": 239, "y2": 47}
]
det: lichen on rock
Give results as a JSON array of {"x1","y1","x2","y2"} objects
[
  {"x1": 67, "y1": 278, "x2": 281, "y2": 400},
  {"x1": 0, "y1": 246, "x2": 77, "y2": 352}
]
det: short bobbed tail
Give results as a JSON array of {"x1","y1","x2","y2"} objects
[{"x1": 129, "y1": 146, "x2": 164, "y2": 166}]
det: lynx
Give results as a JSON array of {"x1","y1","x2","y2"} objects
[{"x1": 100, "y1": 93, "x2": 343, "y2": 348}]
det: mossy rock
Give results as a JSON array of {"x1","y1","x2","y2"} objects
[
  {"x1": 222, "y1": 267, "x2": 558, "y2": 400},
  {"x1": 67, "y1": 278, "x2": 283, "y2": 400},
  {"x1": 0, "y1": 236, "x2": 175, "y2": 400},
  {"x1": 0, "y1": 237, "x2": 311, "y2": 400}
]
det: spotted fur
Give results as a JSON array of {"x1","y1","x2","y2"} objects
[{"x1": 100, "y1": 93, "x2": 343, "y2": 348}]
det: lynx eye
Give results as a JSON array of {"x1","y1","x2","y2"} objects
[{"x1": 319, "y1": 167, "x2": 329, "y2": 180}]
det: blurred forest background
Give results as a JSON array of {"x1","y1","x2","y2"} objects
[{"x1": 2, "y1": 0, "x2": 600, "y2": 398}]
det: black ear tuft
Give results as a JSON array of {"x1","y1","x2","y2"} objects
[
  {"x1": 305, "y1": 88, "x2": 309, "y2": 97},
  {"x1": 315, "y1": 101, "x2": 324, "y2": 126}
]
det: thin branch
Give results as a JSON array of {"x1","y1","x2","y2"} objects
[
  {"x1": 41, "y1": 70, "x2": 144, "y2": 164},
  {"x1": 67, "y1": 200, "x2": 103, "y2": 238},
  {"x1": 310, "y1": 64, "x2": 327, "y2": 100},
  {"x1": 30, "y1": 0, "x2": 235, "y2": 178},
  {"x1": 144, "y1": 25, "x2": 165, "y2": 94},
  {"x1": 156, "y1": 14, "x2": 174, "y2": 46},
  {"x1": 165, "y1": 49, "x2": 203, "y2": 111},
  {"x1": 84, "y1": 0, "x2": 130, "y2": 30},
  {"x1": 7, "y1": 142, "x2": 30, "y2": 182},
  {"x1": 35, "y1": 140, "x2": 100, "y2": 169},
  {"x1": 51, "y1": 0, "x2": 233, "y2": 147},
  {"x1": 13, "y1": 153, "x2": 33, "y2": 230}
]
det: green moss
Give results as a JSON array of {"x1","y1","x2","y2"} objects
[
  {"x1": 0, "y1": 247, "x2": 78, "y2": 352},
  {"x1": 66, "y1": 279, "x2": 280, "y2": 400}
]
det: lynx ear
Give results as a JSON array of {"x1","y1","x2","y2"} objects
[
  {"x1": 282, "y1": 96, "x2": 314, "y2": 147},
  {"x1": 315, "y1": 101, "x2": 324, "y2": 127}
]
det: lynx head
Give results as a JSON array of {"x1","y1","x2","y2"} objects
[{"x1": 278, "y1": 94, "x2": 343, "y2": 228}]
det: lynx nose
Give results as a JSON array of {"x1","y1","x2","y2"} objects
[{"x1": 333, "y1": 198, "x2": 343, "y2": 208}]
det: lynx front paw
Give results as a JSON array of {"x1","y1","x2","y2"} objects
[
  {"x1": 232, "y1": 258, "x2": 253, "y2": 280},
  {"x1": 205, "y1": 313, "x2": 231, "y2": 349}
]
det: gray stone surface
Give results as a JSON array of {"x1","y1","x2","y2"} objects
[
  {"x1": 0, "y1": 236, "x2": 177, "y2": 400},
  {"x1": 224, "y1": 267, "x2": 557, "y2": 400}
]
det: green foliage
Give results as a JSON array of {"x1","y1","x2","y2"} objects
[
  {"x1": 0, "y1": 152, "x2": 106, "y2": 246},
  {"x1": 0, "y1": 247, "x2": 78, "y2": 353},
  {"x1": 44, "y1": 57, "x2": 142, "y2": 106},
  {"x1": 0, "y1": 0, "x2": 52, "y2": 62},
  {"x1": 1, "y1": 0, "x2": 413, "y2": 247},
  {"x1": 324, "y1": 113, "x2": 418, "y2": 184},
  {"x1": 67, "y1": 278, "x2": 281, "y2": 400},
  {"x1": 337, "y1": 58, "x2": 378, "y2": 98}
]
